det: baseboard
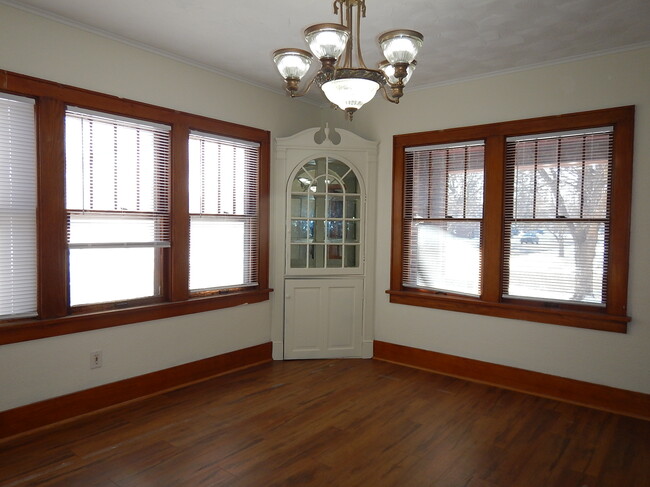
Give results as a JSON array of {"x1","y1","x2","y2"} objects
[
  {"x1": 0, "y1": 342, "x2": 272, "y2": 440},
  {"x1": 373, "y1": 341, "x2": 649, "y2": 421}
]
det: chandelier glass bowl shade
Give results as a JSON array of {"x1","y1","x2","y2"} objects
[
  {"x1": 273, "y1": 49, "x2": 313, "y2": 81},
  {"x1": 272, "y1": 0, "x2": 423, "y2": 120},
  {"x1": 321, "y1": 77, "x2": 380, "y2": 112},
  {"x1": 304, "y1": 24, "x2": 350, "y2": 60},
  {"x1": 379, "y1": 60, "x2": 416, "y2": 85},
  {"x1": 378, "y1": 30, "x2": 424, "y2": 64}
]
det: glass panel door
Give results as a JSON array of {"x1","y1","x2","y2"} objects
[{"x1": 288, "y1": 157, "x2": 362, "y2": 271}]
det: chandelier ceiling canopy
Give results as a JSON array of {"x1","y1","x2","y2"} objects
[{"x1": 273, "y1": 0, "x2": 423, "y2": 120}]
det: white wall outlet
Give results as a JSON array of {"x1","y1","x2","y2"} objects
[{"x1": 90, "y1": 350, "x2": 103, "y2": 369}]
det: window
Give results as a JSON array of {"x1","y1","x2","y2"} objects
[
  {"x1": 65, "y1": 109, "x2": 171, "y2": 307},
  {"x1": 403, "y1": 141, "x2": 484, "y2": 295},
  {"x1": 0, "y1": 94, "x2": 37, "y2": 319},
  {"x1": 0, "y1": 70, "x2": 270, "y2": 345},
  {"x1": 188, "y1": 131, "x2": 259, "y2": 292},
  {"x1": 504, "y1": 128, "x2": 612, "y2": 305},
  {"x1": 389, "y1": 107, "x2": 634, "y2": 332}
]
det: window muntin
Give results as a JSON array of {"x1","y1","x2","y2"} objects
[
  {"x1": 65, "y1": 109, "x2": 171, "y2": 306},
  {"x1": 403, "y1": 142, "x2": 484, "y2": 296},
  {"x1": 504, "y1": 128, "x2": 613, "y2": 305},
  {"x1": 188, "y1": 131, "x2": 259, "y2": 292},
  {"x1": 0, "y1": 94, "x2": 37, "y2": 319}
]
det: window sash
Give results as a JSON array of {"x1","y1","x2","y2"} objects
[
  {"x1": 503, "y1": 128, "x2": 613, "y2": 306},
  {"x1": 68, "y1": 247, "x2": 162, "y2": 306},
  {"x1": 188, "y1": 131, "x2": 259, "y2": 292},
  {"x1": 0, "y1": 94, "x2": 37, "y2": 319},
  {"x1": 189, "y1": 215, "x2": 258, "y2": 291},
  {"x1": 403, "y1": 141, "x2": 485, "y2": 296},
  {"x1": 65, "y1": 109, "x2": 172, "y2": 306}
]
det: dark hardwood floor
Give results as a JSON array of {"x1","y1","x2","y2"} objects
[{"x1": 0, "y1": 359, "x2": 648, "y2": 487}]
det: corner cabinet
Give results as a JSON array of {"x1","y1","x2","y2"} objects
[{"x1": 271, "y1": 127, "x2": 378, "y2": 360}]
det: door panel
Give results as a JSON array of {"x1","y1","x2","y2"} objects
[
  {"x1": 284, "y1": 278, "x2": 363, "y2": 359},
  {"x1": 291, "y1": 286, "x2": 321, "y2": 352},
  {"x1": 327, "y1": 286, "x2": 356, "y2": 349}
]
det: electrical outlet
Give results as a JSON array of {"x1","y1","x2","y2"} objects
[{"x1": 90, "y1": 350, "x2": 103, "y2": 369}]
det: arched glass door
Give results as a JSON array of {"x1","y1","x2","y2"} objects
[{"x1": 288, "y1": 157, "x2": 362, "y2": 273}]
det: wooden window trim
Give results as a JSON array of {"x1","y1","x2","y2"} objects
[
  {"x1": 388, "y1": 106, "x2": 634, "y2": 333},
  {"x1": 0, "y1": 290, "x2": 272, "y2": 345},
  {"x1": 0, "y1": 70, "x2": 271, "y2": 345}
]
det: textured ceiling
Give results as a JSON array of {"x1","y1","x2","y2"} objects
[{"x1": 4, "y1": 0, "x2": 650, "y2": 99}]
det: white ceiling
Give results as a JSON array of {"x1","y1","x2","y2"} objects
[{"x1": 4, "y1": 0, "x2": 650, "y2": 100}]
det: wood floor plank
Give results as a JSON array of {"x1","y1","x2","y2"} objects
[
  {"x1": 115, "y1": 444, "x2": 237, "y2": 487},
  {"x1": 26, "y1": 440, "x2": 175, "y2": 487},
  {"x1": 1, "y1": 359, "x2": 647, "y2": 487}
]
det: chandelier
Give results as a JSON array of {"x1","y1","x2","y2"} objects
[{"x1": 272, "y1": 0, "x2": 423, "y2": 120}]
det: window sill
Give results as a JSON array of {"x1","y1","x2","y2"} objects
[
  {"x1": 386, "y1": 289, "x2": 629, "y2": 333},
  {"x1": 0, "y1": 288, "x2": 273, "y2": 345}
]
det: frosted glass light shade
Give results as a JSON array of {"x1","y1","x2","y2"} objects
[
  {"x1": 321, "y1": 78, "x2": 380, "y2": 111},
  {"x1": 379, "y1": 30, "x2": 424, "y2": 64},
  {"x1": 379, "y1": 60, "x2": 416, "y2": 85},
  {"x1": 304, "y1": 23, "x2": 349, "y2": 60},
  {"x1": 273, "y1": 48, "x2": 313, "y2": 80}
]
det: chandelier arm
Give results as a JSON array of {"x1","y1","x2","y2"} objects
[
  {"x1": 288, "y1": 74, "x2": 320, "y2": 98},
  {"x1": 379, "y1": 83, "x2": 401, "y2": 104}
]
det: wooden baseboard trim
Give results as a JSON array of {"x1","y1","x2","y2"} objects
[
  {"x1": 373, "y1": 341, "x2": 649, "y2": 421},
  {"x1": 0, "y1": 342, "x2": 272, "y2": 440}
]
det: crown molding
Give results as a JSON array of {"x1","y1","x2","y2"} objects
[
  {"x1": 0, "y1": 0, "x2": 325, "y2": 106},
  {"x1": 410, "y1": 41, "x2": 650, "y2": 92}
]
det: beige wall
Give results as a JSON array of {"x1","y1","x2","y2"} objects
[
  {"x1": 0, "y1": 4, "x2": 319, "y2": 134},
  {"x1": 355, "y1": 47, "x2": 650, "y2": 394},
  {"x1": 0, "y1": 4, "x2": 319, "y2": 411}
]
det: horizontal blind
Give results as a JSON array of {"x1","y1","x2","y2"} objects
[
  {"x1": 65, "y1": 109, "x2": 171, "y2": 248},
  {"x1": 0, "y1": 94, "x2": 37, "y2": 319},
  {"x1": 503, "y1": 127, "x2": 613, "y2": 305},
  {"x1": 403, "y1": 141, "x2": 484, "y2": 296},
  {"x1": 188, "y1": 131, "x2": 259, "y2": 291}
]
